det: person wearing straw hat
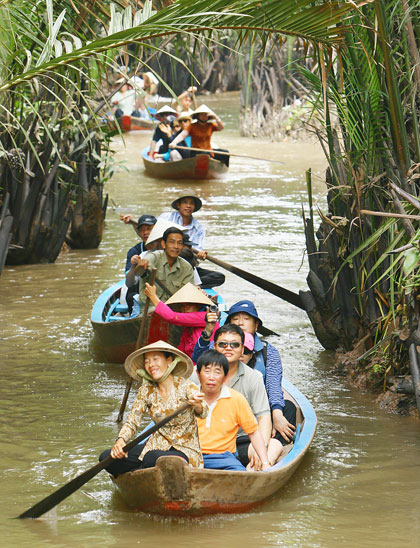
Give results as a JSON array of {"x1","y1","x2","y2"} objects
[
  {"x1": 144, "y1": 282, "x2": 220, "y2": 358},
  {"x1": 148, "y1": 105, "x2": 178, "y2": 159},
  {"x1": 158, "y1": 190, "x2": 206, "y2": 253},
  {"x1": 99, "y1": 341, "x2": 208, "y2": 477},
  {"x1": 121, "y1": 213, "x2": 157, "y2": 273},
  {"x1": 169, "y1": 104, "x2": 229, "y2": 167}
]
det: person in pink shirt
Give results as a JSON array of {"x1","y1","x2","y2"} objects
[{"x1": 144, "y1": 282, "x2": 220, "y2": 359}]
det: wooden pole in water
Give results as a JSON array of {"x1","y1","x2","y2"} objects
[{"x1": 116, "y1": 268, "x2": 157, "y2": 423}]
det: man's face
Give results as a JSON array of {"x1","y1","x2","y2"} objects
[
  {"x1": 177, "y1": 197, "x2": 195, "y2": 217},
  {"x1": 214, "y1": 333, "x2": 243, "y2": 365},
  {"x1": 198, "y1": 362, "x2": 226, "y2": 396},
  {"x1": 162, "y1": 233, "x2": 184, "y2": 260},
  {"x1": 229, "y1": 312, "x2": 258, "y2": 335},
  {"x1": 138, "y1": 224, "x2": 154, "y2": 242}
]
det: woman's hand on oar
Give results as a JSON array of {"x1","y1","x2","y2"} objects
[{"x1": 17, "y1": 402, "x2": 191, "y2": 519}]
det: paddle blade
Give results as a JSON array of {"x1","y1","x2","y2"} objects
[{"x1": 17, "y1": 457, "x2": 112, "y2": 519}]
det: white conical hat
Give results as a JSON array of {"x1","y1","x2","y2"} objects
[
  {"x1": 145, "y1": 218, "x2": 187, "y2": 246},
  {"x1": 165, "y1": 282, "x2": 214, "y2": 307},
  {"x1": 124, "y1": 340, "x2": 193, "y2": 382},
  {"x1": 192, "y1": 104, "x2": 216, "y2": 119},
  {"x1": 156, "y1": 105, "x2": 177, "y2": 116}
]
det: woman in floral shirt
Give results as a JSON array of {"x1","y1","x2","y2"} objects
[{"x1": 100, "y1": 341, "x2": 207, "y2": 477}]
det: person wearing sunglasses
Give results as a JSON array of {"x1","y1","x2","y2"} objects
[
  {"x1": 192, "y1": 301, "x2": 296, "y2": 465},
  {"x1": 192, "y1": 323, "x2": 283, "y2": 469}
]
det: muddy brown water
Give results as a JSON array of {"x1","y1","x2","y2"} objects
[{"x1": 1, "y1": 93, "x2": 420, "y2": 547}]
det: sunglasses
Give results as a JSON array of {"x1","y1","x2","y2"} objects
[{"x1": 216, "y1": 341, "x2": 242, "y2": 349}]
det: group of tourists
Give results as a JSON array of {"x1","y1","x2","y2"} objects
[
  {"x1": 148, "y1": 103, "x2": 229, "y2": 167},
  {"x1": 99, "y1": 191, "x2": 297, "y2": 475}
]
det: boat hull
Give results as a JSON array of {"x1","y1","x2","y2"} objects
[
  {"x1": 142, "y1": 148, "x2": 228, "y2": 180},
  {"x1": 112, "y1": 379, "x2": 317, "y2": 516},
  {"x1": 90, "y1": 281, "x2": 181, "y2": 363}
]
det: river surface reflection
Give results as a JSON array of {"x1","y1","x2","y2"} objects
[{"x1": 1, "y1": 92, "x2": 420, "y2": 547}]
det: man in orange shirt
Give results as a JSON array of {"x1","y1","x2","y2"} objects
[{"x1": 196, "y1": 349, "x2": 270, "y2": 471}]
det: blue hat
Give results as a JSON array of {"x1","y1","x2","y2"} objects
[
  {"x1": 137, "y1": 214, "x2": 157, "y2": 229},
  {"x1": 226, "y1": 300, "x2": 262, "y2": 327}
]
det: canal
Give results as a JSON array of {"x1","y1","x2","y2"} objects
[{"x1": 1, "y1": 93, "x2": 419, "y2": 547}]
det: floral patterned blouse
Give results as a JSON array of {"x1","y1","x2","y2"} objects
[{"x1": 118, "y1": 376, "x2": 208, "y2": 468}]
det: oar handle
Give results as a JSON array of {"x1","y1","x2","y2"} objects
[
  {"x1": 117, "y1": 268, "x2": 157, "y2": 423},
  {"x1": 193, "y1": 249, "x2": 304, "y2": 310},
  {"x1": 18, "y1": 402, "x2": 191, "y2": 519},
  {"x1": 173, "y1": 145, "x2": 285, "y2": 164}
]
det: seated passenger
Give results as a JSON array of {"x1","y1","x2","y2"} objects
[
  {"x1": 196, "y1": 349, "x2": 270, "y2": 471},
  {"x1": 99, "y1": 341, "x2": 207, "y2": 477},
  {"x1": 158, "y1": 191, "x2": 206, "y2": 253},
  {"x1": 168, "y1": 111, "x2": 193, "y2": 161},
  {"x1": 126, "y1": 227, "x2": 194, "y2": 315},
  {"x1": 122, "y1": 214, "x2": 157, "y2": 273},
  {"x1": 192, "y1": 324, "x2": 282, "y2": 469},
  {"x1": 144, "y1": 282, "x2": 219, "y2": 358},
  {"x1": 148, "y1": 106, "x2": 178, "y2": 159},
  {"x1": 192, "y1": 301, "x2": 297, "y2": 453},
  {"x1": 169, "y1": 104, "x2": 229, "y2": 167},
  {"x1": 125, "y1": 218, "x2": 186, "y2": 315},
  {"x1": 111, "y1": 81, "x2": 135, "y2": 118}
]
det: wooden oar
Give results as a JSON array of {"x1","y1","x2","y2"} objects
[
  {"x1": 116, "y1": 268, "x2": 157, "y2": 423},
  {"x1": 173, "y1": 145, "x2": 285, "y2": 165},
  {"x1": 18, "y1": 402, "x2": 191, "y2": 519},
  {"x1": 193, "y1": 250, "x2": 304, "y2": 311}
]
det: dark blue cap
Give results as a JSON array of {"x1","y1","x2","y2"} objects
[
  {"x1": 226, "y1": 300, "x2": 262, "y2": 327},
  {"x1": 137, "y1": 214, "x2": 157, "y2": 229}
]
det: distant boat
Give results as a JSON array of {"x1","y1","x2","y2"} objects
[
  {"x1": 111, "y1": 378, "x2": 317, "y2": 516},
  {"x1": 142, "y1": 147, "x2": 229, "y2": 180},
  {"x1": 90, "y1": 280, "x2": 225, "y2": 363}
]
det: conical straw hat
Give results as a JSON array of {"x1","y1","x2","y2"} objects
[
  {"x1": 156, "y1": 105, "x2": 177, "y2": 116},
  {"x1": 165, "y1": 282, "x2": 214, "y2": 307},
  {"x1": 124, "y1": 340, "x2": 193, "y2": 382},
  {"x1": 192, "y1": 104, "x2": 216, "y2": 119},
  {"x1": 145, "y1": 218, "x2": 187, "y2": 246}
]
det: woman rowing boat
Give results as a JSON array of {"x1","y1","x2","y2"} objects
[{"x1": 99, "y1": 341, "x2": 207, "y2": 476}]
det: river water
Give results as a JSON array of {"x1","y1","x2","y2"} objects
[{"x1": 1, "y1": 92, "x2": 420, "y2": 547}]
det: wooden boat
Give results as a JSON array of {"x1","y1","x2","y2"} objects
[
  {"x1": 111, "y1": 378, "x2": 316, "y2": 516},
  {"x1": 142, "y1": 147, "x2": 228, "y2": 180},
  {"x1": 105, "y1": 112, "x2": 156, "y2": 133},
  {"x1": 91, "y1": 280, "x2": 225, "y2": 363}
]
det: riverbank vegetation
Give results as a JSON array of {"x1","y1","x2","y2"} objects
[{"x1": 299, "y1": 0, "x2": 420, "y2": 415}]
